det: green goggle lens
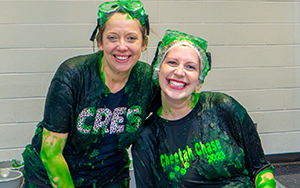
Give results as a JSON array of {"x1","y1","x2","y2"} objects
[
  {"x1": 99, "y1": 1, "x2": 143, "y2": 13},
  {"x1": 90, "y1": 1, "x2": 149, "y2": 41}
]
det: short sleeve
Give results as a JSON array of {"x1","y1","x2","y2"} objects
[
  {"x1": 223, "y1": 94, "x2": 271, "y2": 179},
  {"x1": 43, "y1": 62, "x2": 76, "y2": 133}
]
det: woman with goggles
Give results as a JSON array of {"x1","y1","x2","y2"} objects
[
  {"x1": 132, "y1": 29, "x2": 276, "y2": 188},
  {"x1": 22, "y1": 1, "x2": 155, "y2": 187}
]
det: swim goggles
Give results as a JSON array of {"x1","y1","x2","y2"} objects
[
  {"x1": 152, "y1": 29, "x2": 212, "y2": 84},
  {"x1": 90, "y1": 0, "x2": 149, "y2": 41}
]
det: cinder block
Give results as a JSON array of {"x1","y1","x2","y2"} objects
[
  {"x1": 259, "y1": 133, "x2": 285, "y2": 154},
  {"x1": 0, "y1": 49, "x2": 18, "y2": 73},
  {"x1": 159, "y1": 2, "x2": 203, "y2": 23},
  {"x1": 0, "y1": 25, "x2": 42, "y2": 48},
  {"x1": 0, "y1": 123, "x2": 36, "y2": 149},
  {"x1": 207, "y1": 46, "x2": 245, "y2": 68},
  {"x1": 224, "y1": 24, "x2": 268, "y2": 45},
  {"x1": 204, "y1": 2, "x2": 247, "y2": 23},
  {"x1": 0, "y1": 99, "x2": 16, "y2": 124},
  {"x1": 284, "y1": 88, "x2": 300, "y2": 110},
  {"x1": 140, "y1": 47, "x2": 156, "y2": 64},
  {"x1": 16, "y1": 98, "x2": 45, "y2": 123},
  {"x1": 283, "y1": 132, "x2": 300, "y2": 153},
  {"x1": 41, "y1": 73, "x2": 55, "y2": 97},
  {"x1": 203, "y1": 67, "x2": 299, "y2": 91},
  {"x1": 40, "y1": 24, "x2": 94, "y2": 48},
  {"x1": 264, "y1": 110, "x2": 300, "y2": 132},
  {"x1": 225, "y1": 89, "x2": 285, "y2": 112},
  {"x1": 0, "y1": 1, "x2": 99, "y2": 24},
  {"x1": 265, "y1": 24, "x2": 300, "y2": 45},
  {"x1": 203, "y1": 45, "x2": 300, "y2": 74},
  {"x1": 0, "y1": 148, "x2": 25, "y2": 162},
  {"x1": 243, "y1": 2, "x2": 296, "y2": 23},
  {"x1": 143, "y1": 1, "x2": 159, "y2": 23},
  {"x1": 249, "y1": 112, "x2": 265, "y2": 133},
  {"x1": 244, "y1": 46, "x2": 297, "y2": 67},
  {"x1": 15, "y1": 49, "x2": 92, "y2": 73},
  {"x1": 0, "y1": 74, "x2": 43, "y2": 99}
]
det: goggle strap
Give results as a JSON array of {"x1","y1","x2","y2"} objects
[
  {"x1": 145, "y1": 15, "x2": 150, "y2": 35},
  {"x1": 90, "y1": 19, "x2": 100, "y2": 41},
  {"x1": 206, "y1": 52, "x2": 212, "y2": 71},
  {"x1": 151, "y1": 41, "x2": 162, "y2": 69}
]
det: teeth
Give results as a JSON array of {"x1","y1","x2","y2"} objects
[
  {"x1": 169, "y1": 80, "x2": 185, "y2": 87},
  {"x1": 116, "y1": 56, "x2": 128, "y2": 60}
]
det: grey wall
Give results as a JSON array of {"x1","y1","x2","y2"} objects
[{"x1": 1, "y1": 0, "x2": 300, "y2": 162}]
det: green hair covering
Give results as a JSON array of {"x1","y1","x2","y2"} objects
[
  {"x1": 90, "y1": 0, "x2": 149, "y2": 41},
  {"x1": 152, "y1": 29, "x2": 211, "y2": 85}
]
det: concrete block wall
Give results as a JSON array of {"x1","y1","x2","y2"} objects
[{"x1": 0, "y1": 0, "x2": 299, "y2": 162}]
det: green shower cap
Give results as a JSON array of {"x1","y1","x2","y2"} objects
[
  {"x1": 152, "y1": 29, "x2": 211, "y2": 84},
  {"x1": 90, "y1": 0, "x2": 149, "y2": 41}
]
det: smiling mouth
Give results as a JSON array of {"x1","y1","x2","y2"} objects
[
  {"x1": 168, "y1": 79, "x2": 188, "y2": 89},
  {"x1": 115, "y1": 55, "x2": 130, "y2": 61}
]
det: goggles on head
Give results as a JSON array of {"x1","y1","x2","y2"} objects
[
  {"x1": 152, "y1": 29, "x2": 212, "y2": 84},
  {"x1": 90, "y1": 0, "x2": 149, "y2": 41}
]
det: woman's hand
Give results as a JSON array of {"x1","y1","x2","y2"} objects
[
  {"x1": 40, "y1": 128, "x2": 75, "y2": 188},
  {"x1": 255, "y1": 168, "x2": 276, "y2": 188}
]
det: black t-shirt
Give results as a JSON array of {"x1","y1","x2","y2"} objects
[
  {"x1": 23, "y1": 51, "x2": 157, "y2": 187},
  {"x1": 132, "y1": 92, "x2": 271, "y2": 188}
]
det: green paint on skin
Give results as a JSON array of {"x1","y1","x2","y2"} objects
[
  {"x1": 255, "y1": 168, "x2": 276, "y2": 188},
  {"x1": 42, "y1": 131, "x2": 64, "y2": 156},
  {"x1": 99, "y1": 56, "x2": 111, "y2": 95},
  {"x1": 126, "y1": 14, "x2": 132, "y2": 20},
  {"x1": 188, "y1": 92, "x2": 200, "y2": 109},
  {"x1": 157, "y1": 101, "x2": 174, "y2": 117},
  {"x1": 41, "y1": 130, "x2": 74, "y2": 188}
]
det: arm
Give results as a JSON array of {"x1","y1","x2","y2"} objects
[
  {"x1": 40, "y1": 128, "x2": 75, "y2": 188},
  {"x1": 255, "y1": 168, "x2": 276, "y2": 188},
  {"x1": 132, "y1": 141, "x2": 156, "y2": 188}
]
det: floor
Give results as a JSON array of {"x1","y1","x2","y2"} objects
[{"x1": 273, "y1": 161, "x2": 300, "y2": 188}]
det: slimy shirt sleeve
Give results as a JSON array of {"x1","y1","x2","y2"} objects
[
  {"x1": 224, "y1": 94, "x2": 271, "y2": 179},
  {"x1": 43, "y1": 61, "x2": 76, "y2": 133}
]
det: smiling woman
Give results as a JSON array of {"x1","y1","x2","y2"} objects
[
  {"x1": 22, "y1": 1, "x2": 156, "y2": 188},
  {"x1": 98, "y1": 13, "x2": 147, "y2": 93},
  {"x1": 132, "y1": 29, "x2": 276, "y2": 188}
]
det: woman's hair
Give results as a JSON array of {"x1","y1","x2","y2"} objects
[
  {"x1": 96, "y1": 12, "x2": 147, "y2": 47},
  {"x1": 152, "y1": 29, "x2": 211, "y2": 86}
]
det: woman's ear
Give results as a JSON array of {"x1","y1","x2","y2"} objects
[
  {"x1": 142, "y1": 36, "x2": 148, "y2": 52},
  {"x1": 195, "y1": 80, "x2": 202, "y2": 93},
  {"x1": 97, "y1": 41, "x2": 103, "y2": 51}
]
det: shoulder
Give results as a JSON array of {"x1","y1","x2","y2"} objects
[
  {"x1": 198, "y1": 91, "x2": 248, "y2": 118},
  {"x1": 137, "y1": 114, "x2": 161, "y2": 145},
  {"x1": 58, "y1": 52, "x2": 101, "y2": 73},
  {"x1": 52, "y1": 52, "x2": 101, "y2": 83},
  {"x1": 135, "y1": 61, "x2": 151, "y2": 71},
  {"x1": 130, "y1": 61, "x2": 152, "y2": 79},
  {"x1": 199, "y1": 92, "x2": 240, "y2": 107}
]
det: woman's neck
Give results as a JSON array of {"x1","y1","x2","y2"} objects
[
  {"x1": 100, "y1": 59, "x2": 131, "y2": 93},
  {"x1": 159, "y1": 93, "x2": 199, "y2": 121}
]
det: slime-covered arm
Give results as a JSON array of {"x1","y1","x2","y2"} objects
[
  {"x1": 40, "y1": 128, "x2": 75, "y2": 188},
  {"x1": 255, "y1": 168, "x2": 276, "y2": 188}
]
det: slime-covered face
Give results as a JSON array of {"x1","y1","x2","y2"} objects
[
  {"x1": 158, "y1": 45, "x2": 200, "y2": 101},
  {"x1": 98, "y1": 12, "x2": 146, "y2": 74}
]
